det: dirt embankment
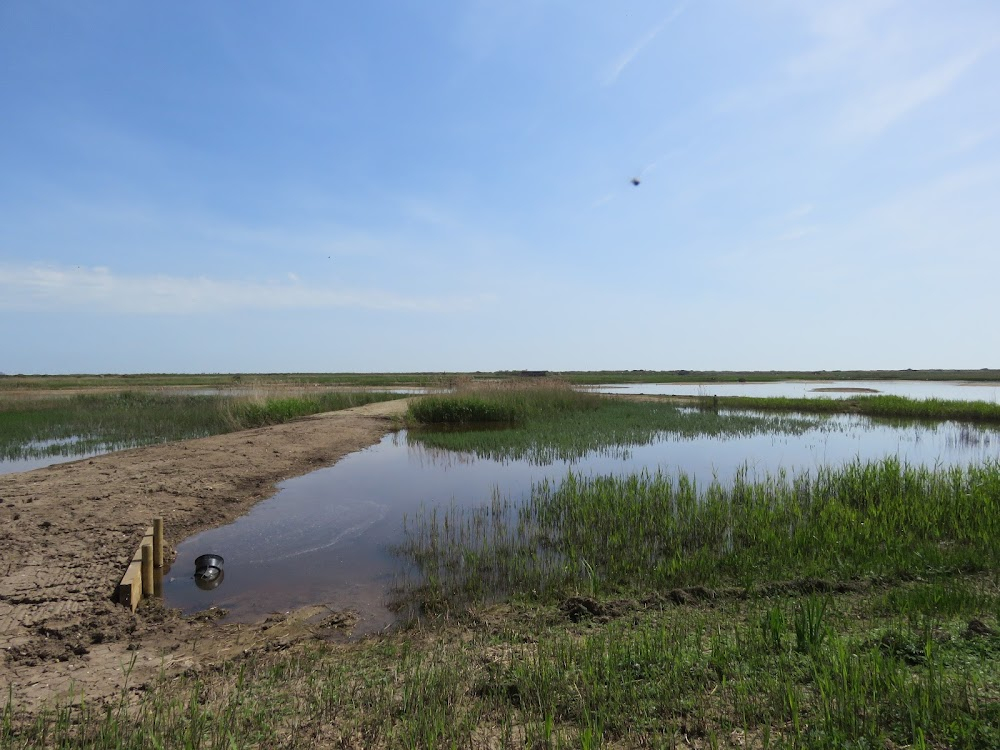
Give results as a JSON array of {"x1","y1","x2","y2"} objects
[{"x1": 0, "y1": 399, "x2": 408, "y2": 712}]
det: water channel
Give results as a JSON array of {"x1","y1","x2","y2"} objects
[{"x1": 162, "y1": 413, "x2": 1000, "y2": 630}]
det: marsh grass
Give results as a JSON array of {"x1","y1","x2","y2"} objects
[
  {"x1": 394, "y1": 458, "x2": 1000, "y2": 610},
  {"x1": 7, "y1": 383, "x2": 1000, "y2": 747},
  {"x1": 702, "y1": 394, "x2": 1000, "y2": 424},
  {"x1": 406, "y1": 379, "x2": 600, "y2": 425},
  {"x1": 219, "y1": 387, "x2": 402, "y2": 430},
  {"x1": 0, "y1": 389, "x2": 403, "y2": 461},
  {"x1": 409, "y1": 392, "x2": 825, "y2": 464},
  {"x1": 6, "y1": 585, "x2": 999, "y2": 749}
]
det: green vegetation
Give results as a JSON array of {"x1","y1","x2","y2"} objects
[
  {"x1": 5, "y1": 582, "x2": 999, "y2": 748},
  {"x1": 409, "y1": 396, "x2": 823, "y2": 463},
  {"x1": 0, "y1": 390, "x2": 403, "y2": 461},
  {"x1": 699, "y1": 394, "x2": 1000, "y2": 424},
  {"x1": 7, "y1": 381, "x2": 1000, "y2": 747},
  {"x1": 222, "y1": 391, "x2": 401, "y2": 429},
  {"x1": 406, "y1": 384, "x2": 601, "y2": 426},
  {"x1": 395, "y1": 458, "x2": 1000, "y2": 610},
  {"x1": 561, "y1": 368, "x2": 1000, "y2": 384}
]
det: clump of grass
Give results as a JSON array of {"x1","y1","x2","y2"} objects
[
  {"x1": 394, "y1": 458, "x2": 1000, "y2": 611},
  {"x1": 409, "y1": 398, "x2": 825, "y2": 464},
  {"x1": 222, "y1": 389, "x2": 403, "y2": 430},
  {"x1": 702, "y1": 394, "x2": 1000, "y2": 424},
  {"x1": 406, "y1": 380, "x2": 600, "y2": 425},
  {"x1": 876, "y1": 580, "x2": 1000, "y2": 620}
]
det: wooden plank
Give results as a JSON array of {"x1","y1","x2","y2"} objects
[
  {"x1": 116, "y1": 526, "x2": 155, "y2": 612},
  {"x1": 117, "y1": 560, "x2": 142, "y2": 610}
]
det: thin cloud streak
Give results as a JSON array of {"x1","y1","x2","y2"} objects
[
  {"x1": 717, "y1": 3, "x2": 995, "y2": 142},
  {"x1": 603, "y1": 2, "x2": 687, "y2": 86},
  {"x1": 0, "y1": 264, "x2": 484, "y2": 315},
  {"x1": 836, "y1": 48, "x2": 989, "y2": 138}
]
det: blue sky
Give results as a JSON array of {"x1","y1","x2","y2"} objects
[{"x1": 2, "y1": 1, "x2": 999, "y2": 374}]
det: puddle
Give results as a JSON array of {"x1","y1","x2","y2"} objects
[
  {"x1": 589, "y1": 380, "x2": 1000, "y2": 402},
  {"x1": 163, "y1": 415, "x2": 1000, "y2": 628},
  {"x1": 0, "y1": 438, "x2": 124, "y2": 475}
]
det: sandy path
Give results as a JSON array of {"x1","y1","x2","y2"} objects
[{"x1": 0, "y1": 399, "x2": 408, "y2": 711}]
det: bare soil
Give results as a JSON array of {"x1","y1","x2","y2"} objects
[{"x1": 0, "y1": 399, "x2": 408, "y2": 712}]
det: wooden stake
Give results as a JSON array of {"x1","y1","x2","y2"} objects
[
  {"x1": 153, "y1": 517, "x2": 164, "y2": 568},
  {"x1": 141, "y1": 543, "x2": 153, "y2": 596},
  {"x1": 116, "y1": 525, "x2": 155, "y2": 611}
]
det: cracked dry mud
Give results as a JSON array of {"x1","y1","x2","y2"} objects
[{"x1": 0, "y1": 399, "x2": 408, "y2": 712}]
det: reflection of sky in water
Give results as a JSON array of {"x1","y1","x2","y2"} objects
[
  {"x1": 163, "y1": 416, "x2": 1000, "y2": 626},
  {"x1": 0, "y1": 438, "x2": 111, "y2": 475},
  {"x1": 590, "y1": 380, "x2": 1000, "y2": 402},
  {"x1": 3, "y1": 381, "x2": 995, "y2": 476}
]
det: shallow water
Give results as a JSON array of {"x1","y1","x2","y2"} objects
[
  {"x1": 0, "y1": 438, "x2": 117, "y2": 475},
  {"x1": 0, "y1": 390, "x2": 423, "y2": 475},
  {"x1": 163, "y1": 415, "x2": 1000, "y2": 627},
  {"x1": 590, "y1": 380, "x2": 1000, "y2": 401}
]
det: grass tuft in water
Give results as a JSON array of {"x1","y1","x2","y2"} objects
[
  {"x1": 394, "y1": 458, "x2": 1000, "y2": 611},
  {"x1": 410, "y1": 397, "x2": 824, "y2": 464},
  {"x1": 702, "y1": 394, "x2": 1000, "y2": 424},
  {"x1": 0, "y1": 390, "x2": 403, "y2": 461},
  {"x1": 406, "y1": 380, "x2": 600, "y2": 425}
]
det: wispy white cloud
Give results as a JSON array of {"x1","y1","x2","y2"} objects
[
  {"x1": 784, "y1": 0, "x2": 902, "y2": 79},
  {"x1": 796, "y1": 2, "x2": 997, "y2": 139},
  {"x1": 836, "y1": 48, "x2": 986, "y2": 138},
  {"x1": 720, "y1": 2, "x2": 996, "y2": 139},
  {"x1": 602, "y1": 3, "x2": 687, "y2": 86},
  {"x1": 0, "y1": 264, "x2": 486, "y2": 315}
]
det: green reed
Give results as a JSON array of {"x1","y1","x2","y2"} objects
[
  {"x1": 703, "y1": 394, "x2": 1000, "y2": 423},
  {"x1": 394, "y1": 458, "x2": 1000, "y2": 610},
  {"x1": 8, "y1": 588, "x2": 998, "y2": 749},
  {"x1": 0, "y1": 390, "x2": 403, "y2": 461},
  {"x1": 406, "y1": 385, "x2": 601, "y2": 425},
  {"x1": 409, "y1": 399, "x2": 825, "y2": 464}
]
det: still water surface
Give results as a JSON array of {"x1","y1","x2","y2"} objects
[
  {"x1": 3, "y1": 382, "x2": 994, "y2": 475},
  {"x1": 0, "y1": 439, "x2": 115, "y2": 475},
  {"x1": 163, "y1": 414, "x2": 1000, "y2": 628},
  {"x1": 591, "y1": 380, "x2": 1000, "y2": 401}
]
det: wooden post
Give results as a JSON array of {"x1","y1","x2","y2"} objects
[
  {"x1": 153, "y1": 517, "x2": 164, "y2": 568},
  {"x1": 117, "y1": 524, "x2": 156, "y2": 611},
  {"x1": 141, "y1": 543, "x2": 153, "y2": 596}
]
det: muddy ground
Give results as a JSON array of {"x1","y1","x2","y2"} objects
[{"x1": 0, "y1": 399, "x2": 409, "y2": 712}]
